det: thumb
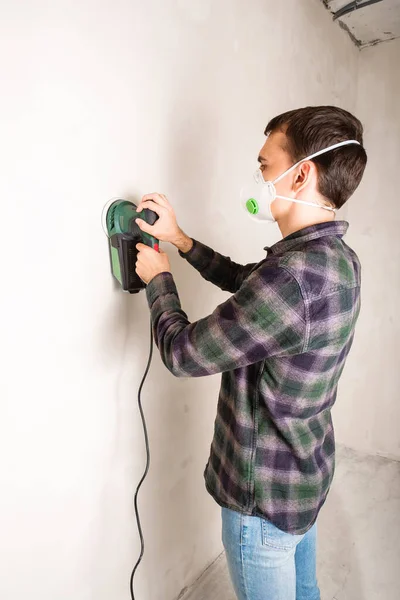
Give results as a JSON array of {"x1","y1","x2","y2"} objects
[{"x1": 136, "y1": 218, "x2": 151, "y2": 233}]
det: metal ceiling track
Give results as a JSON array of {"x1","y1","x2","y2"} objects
[{"x1": 333, "y1": 0, "x2": 384, "y2": 21}]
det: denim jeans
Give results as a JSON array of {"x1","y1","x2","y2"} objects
[{"x1": 221, "y1": 507, "x2": 320, "y2": 600}]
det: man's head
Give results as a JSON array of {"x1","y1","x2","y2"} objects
[{"x1": 258, "y1": 106, "x2": 367, "y2": 224}]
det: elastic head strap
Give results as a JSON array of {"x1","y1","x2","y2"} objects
[
  {"x1": 275, "y1": 195, "x2": 337, "y2": 212},
  {"x1": 273, "y1": 140, "x2": 361, "y2": 185}
]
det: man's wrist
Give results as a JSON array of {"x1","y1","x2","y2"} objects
[
  {"x1": 173, "y1": 230, "x2": 193, "y2": 254},
  {"x1": 145, "y1": 270, "x2": 178, "y2": 309},
  {"x1": 147, "y1": 270, "x2": 171, "y2": 285}
]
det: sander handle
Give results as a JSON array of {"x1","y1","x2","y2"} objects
[{"x1": 133, "y1": 207, "x2": 160, "y2": 252}]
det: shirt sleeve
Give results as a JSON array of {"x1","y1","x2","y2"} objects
[
  {"x1": 178, "y1": 238, "x2": 258, "y2": 293},
  {"x1": 145, "y1": 263, "x2": 307, "y2": 378}
]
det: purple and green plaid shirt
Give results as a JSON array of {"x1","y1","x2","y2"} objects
[{"x1": 146, "y1": 221, "x2": 361, "y2": 534}]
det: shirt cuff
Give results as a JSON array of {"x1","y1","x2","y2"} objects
[
  {"x1": 146, "y1": 272, "x2": 178, "y2": 309},
  {"x1": 178, "y1": 238, "x2": 202, "y2": 261},
  {"x1": 178, "y1": 238, "x2": 214, "y2": 272}
]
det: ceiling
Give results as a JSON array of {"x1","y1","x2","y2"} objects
[{"x1": 322, "y1": 0, "x2": 400, "y2": 48}]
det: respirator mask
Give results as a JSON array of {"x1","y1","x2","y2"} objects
[{"x1": 240, "y1": 140, "x2": 361, "y2": 223}]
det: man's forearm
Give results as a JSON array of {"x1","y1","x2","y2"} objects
[
  {"x1": 175, "y1": 234, "x2": 258, "y2": 294},
  {"x1": 173, "y1": 229, "x2": 194, "y2": 254}
]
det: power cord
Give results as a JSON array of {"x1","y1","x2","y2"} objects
[{"x1": 130, "y1": 316, "x2": 153, "y2": 599}]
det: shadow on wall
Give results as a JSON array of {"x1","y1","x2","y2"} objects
[
  {"x1": 88, "y1": 99, "x2": 222, "y2": 599},
  {"x1": 123, "y1": 86, "x2": 223, "y2": 597}
]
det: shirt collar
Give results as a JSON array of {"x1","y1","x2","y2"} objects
[{"x1": 264, "y1": 221, "x2": 349, "y2": 255}]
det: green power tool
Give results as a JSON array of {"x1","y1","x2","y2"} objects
[{"x1": 103, "y1": 199, "x2": 159, "y2": 293}]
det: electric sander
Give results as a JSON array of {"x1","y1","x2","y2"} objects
[{"x1": 102, "y1": 199, "x2": 159, "y2": 293}]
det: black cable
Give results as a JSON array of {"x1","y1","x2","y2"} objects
[
  {"x1": 332, "y1": 0, "x2": 383, "y2": 21},
  {"x1": 130, "y1": 316, "x2": 153, "y2": 600}
]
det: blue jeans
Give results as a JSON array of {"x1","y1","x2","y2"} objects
[{"x1": 221, "y1": 507, "x2": 320, "y2": 600}]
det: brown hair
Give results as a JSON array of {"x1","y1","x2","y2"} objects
[{"x1": 265, "y1": 106, "x2": 368, "y2": 209}]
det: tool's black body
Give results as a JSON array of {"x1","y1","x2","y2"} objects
[{"x1": 105, "y1": 199, "x2": 159, "y2": 293}]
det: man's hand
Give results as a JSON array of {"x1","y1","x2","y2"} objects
[
  {"x1": 135, "y1": 193, "x2": 193, "y2": 252},
  {"x1": 135, "y1": 193, "x2": 180, "y2": 243},
  {"x1": 135, "y1": 243, "x2": 171, "y2": 284}
]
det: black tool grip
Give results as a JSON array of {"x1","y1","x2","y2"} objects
[{"x1": 144, "y1": 209, "x2": 158, "y2": 226}]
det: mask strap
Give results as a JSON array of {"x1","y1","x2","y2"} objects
[
  {"x1": 273, "y1": 140, "x2": 361, "y2": 185},
  {"x1": 276, "y1": 195, "x2": 336, "y2": 212}
]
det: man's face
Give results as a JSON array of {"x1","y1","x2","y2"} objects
[
  {"x1": 258, "y1": 130, "x2": 293, "y2": 181},
  {"x1": 257, "y1": 130, "x2": 296, "y2": 220}
]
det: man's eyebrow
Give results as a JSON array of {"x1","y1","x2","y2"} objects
[{"x1": 258, "y1": 155, "x2": 267, "y2": 163}]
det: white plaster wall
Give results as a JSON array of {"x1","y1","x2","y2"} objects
[
  {"x1": 333, "y1": 38, "x2": 400, "y2": 460},
  {"x1": 0, "y1": 1, "x2": 359, "y2": 599}
]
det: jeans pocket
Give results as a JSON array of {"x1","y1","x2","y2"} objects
[{"x1": 261, "y1": 518, "x2": 303, "y2": 550}]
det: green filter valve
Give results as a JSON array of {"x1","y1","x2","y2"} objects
[{"x1": 246, "y1": 198, "x2": 259, "y2": 215}]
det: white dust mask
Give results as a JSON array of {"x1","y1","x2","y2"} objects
[{"x1": 240, "y1": 140, "x2": 361, "y2": 223}]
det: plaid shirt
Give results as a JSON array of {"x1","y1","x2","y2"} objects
[{"x1": 146, "y1": 221, "x2": 361, "y2": 535}]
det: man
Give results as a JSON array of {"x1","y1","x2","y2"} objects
[{"x1": 134, "y1": 106, "x2": 367, "y2": 600}]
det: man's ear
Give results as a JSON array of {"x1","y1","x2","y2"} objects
[{"x1": 293, "y1": 161, "x2": 315, "y2": 192}]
